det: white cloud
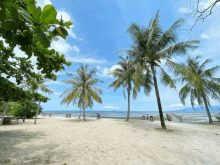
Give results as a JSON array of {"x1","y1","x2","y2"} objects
[
  {"x1": 97, "y1": 65, "x2": 121, "y2": 78},
  {"x1": 199, "y1": 25, "x2": 220, "y2": 40},
  {"x1": 168, "y1": 103, "x2": 184, "y2": 108},
  {"x1": 178, "y1": 7, "x2": 190, "y2": 14},
  {"x1": 72, "y1": 45, "x2": 80, "y2": 53},
  {"x1": 200, "y1": 33, "x2": 209, "y2": 39},
  {"x1": 103, "y1": 106, "x2": 120, "y2": 109},
  {"x1": 67, "y1": 57, "x2": 107, "y2": 64},
  {"x1": 36, "y1": 0, "x2": 52, "y2": 8},
  {"x1": 51, "y1": 39, "x2": 72, "y2": 54}
]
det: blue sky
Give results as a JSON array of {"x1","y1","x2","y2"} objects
[{"x1": 6, "y1": 0, "x2": 220, "y2": 111}]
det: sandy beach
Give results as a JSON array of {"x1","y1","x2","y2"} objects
[{"x1": 0, "y1": 117, "x2": 220, "y2": 165}]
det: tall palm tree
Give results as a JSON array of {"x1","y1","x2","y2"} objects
[
  {"x1": 122, "y1": 10, "x2": 199, "y2": 129},
  {"x1": 60, "y1": 64, "x2": 103, "y2": 121},
  {"x1": 109, "y1": 55, "x2": 152, "y2": 121},
  {"x1": 167, "y1": 56, "x2": 220, "y2": 124}
]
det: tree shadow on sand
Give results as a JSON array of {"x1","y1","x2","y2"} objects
[{"x1": 0, "y1": 129, "x2": 67, "y2": 164}]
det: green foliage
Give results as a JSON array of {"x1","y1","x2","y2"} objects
[
  {"x1": 0, "y1": 101, "x2": 19, "y2": 114},
  {"x1": 0, "y1": 0, "x2": 72, "y2": 103},
  {"x1": 0, "y1": 0, "x2": 72, "y2": 82},
  {"x1": 109, "y1": 54, "x2": 152, "y2": 100},
  {"x1": 10, "y1": 101, "x2": 43, "y2": 118},
  {"x1": 60, "y1": 64, "x2": 103, "y2": 109},
  {"x1": 167, "y1": 56, "x2": 220, "y2": 108}
]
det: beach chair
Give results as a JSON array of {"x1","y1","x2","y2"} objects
[
  {"x1": 66, "y1": 114, "x2": 68, "y2": 118},
  {"x1": 10, "y1": 117, "x2": 18, "y2": 125}
]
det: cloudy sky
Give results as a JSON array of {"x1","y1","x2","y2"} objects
[{"x1": 7, "y1": 0, "x2": 220, "y2": 111}]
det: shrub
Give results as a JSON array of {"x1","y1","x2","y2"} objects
[{"x1": 10, "y1": 102, "x2": 43, "y2": 119}]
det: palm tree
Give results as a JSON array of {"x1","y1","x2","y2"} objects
[
  {"x1": 19, "y1": 74, "x2": 54, "y2": 122},
  {"x1": 60, "y1": 64, "x2": 103, "y2": 121},
  {"x1": 167, "y1": 56, "x2": 220, "y2": 124},
  {"x1": 122, "y1": 10, "x2": 199, "y2": 129},
  {"x1": 109, "y1": 55, "x2": 152, "y2": 121},
  {"x1": 19, "y1": 74, "x2": 54, "y2": 94}
]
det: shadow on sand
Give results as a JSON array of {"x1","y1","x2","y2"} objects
[{"x1": 0, "y1": 129, "x2": 64, "y2": 164}]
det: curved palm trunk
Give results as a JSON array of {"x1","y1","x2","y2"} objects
[
  {"x1": 34, "y1": 101, "x2": 41, "y2": 124},
  {"x1": 83, "y1": 102, "x2": 86, "y2": 121},
  {"x1": 202, "y1": 94, "x2": 213, "y2": 124},
  {"x1": 151, "y1": 65, "x2": 166, "y2": 130},
  {"x1": 126, "y1": 89, "x2": 131, "y2": 122},
  {"x1": 0, "y1": 101, "x2": 9, "y2": 126}
]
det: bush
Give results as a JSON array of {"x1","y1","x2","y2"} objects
[{"x1": 10, "y1": 102, "x2": 43, "y2": 119}]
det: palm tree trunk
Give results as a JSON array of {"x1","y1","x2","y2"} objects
[
  {"x1": 151, "y1": 65, "x2": 166, "y2": 130},
  {"x1": 83, "y1": 102, "x2": 86, "y2": 121},
  {"x1": 34, "y1": 101, "x2": 41, "y2": 124},
  {"x1": 126, "y1": 89, "x2": 131, "y2": 122},
  {"x1": 202, "y1": 94, "x2": 213, "y2": 124},
  {"x1": 0, "y1": 101, "x2": 9, "y2": 126}
]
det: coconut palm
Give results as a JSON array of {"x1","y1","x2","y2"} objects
[
  {"x1": 109, "y1": 54, "x2": 152, "y2": 121},
  {"x1": 19, "y1": 74, "x2": 54, "y2": 123},
  {"x1": 122, "y1": 10, "x2": 199, "y2": 129},
  {"x1": 167, "y1": 56, "x2": 220, "y2": 124},
  {"x1": 19, "y1": 74, "x2": 54, "y2": 94},
  {"x1": 60, "y1": 64, "x2": 103, "y2": 121}
]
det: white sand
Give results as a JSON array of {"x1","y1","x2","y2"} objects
[{"x1": 0, "y1": 117, "x2": 220, "y2": 165}]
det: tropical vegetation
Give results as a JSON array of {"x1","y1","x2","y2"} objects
[
  {"x1": 119, "y1": 10, "x2": 199, "y2": 129},
  {"x1": 60, "y1": 64, "x2": 103, "y2": 121},
  {"x1": 167, "y1": 56, "x2": 220, "y2": 124},
  {"x1": 109, "y1": 54, "x2": 152, "y2": 121}
]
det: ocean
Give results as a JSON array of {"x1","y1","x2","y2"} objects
[{"x1": 42, "y1": 110, "x2": 219, "y2": 122}]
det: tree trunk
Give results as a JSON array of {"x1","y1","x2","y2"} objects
[
  {"x1": 126, "y1": 89, "x2": 131, "y2": 122},
  {"x1": 34, "y1": 101, "x2": 41, "y2": 124},
  {"x1": 151, "y1": 65, "x2": 166, "y2": 130},
  {"x1": 83, "y1": 102, "x2": 86, "y2": 121},
  {"x1": 0, "y1": 101, "x2": 9, "y2": 126},
  {"x1": 23, "y1": 103, "x2": 27, "y2": 122},
  {"x1": 202, "y1": 94, "x2": 213, "y2": 124},
  {"x1": 79, "y1": 109, "x2": 81, "y2": 119}
]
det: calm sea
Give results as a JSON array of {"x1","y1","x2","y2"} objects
[{"x1": 41, "y1": 110, "x2": 219, "y2": 122}]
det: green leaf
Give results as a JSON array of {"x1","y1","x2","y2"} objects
[
  {"x1": 18, "y1": 10, "x2": 34, "y2": 24},
  {"x1": 27, "y1": 3, "x2": 39, "y2": 22},
  {"x1": 61, "y1": 26, "x2": 68, "y2": 36},
  {"x1": 3, "y1": 1, "x2": 20, "y2": 9},
  {"x1": 2, "y1": 21, "x2": 15, "y2": 31},
  {"x1": 64, "y1": 21, "x2": 72, "y2": 27},
  {"x1": 37, "y1": 28, "x2": 50, "y2": 48},
  {"x1": 40, "y1": 5, "x2": 57, "y2": 25},
  {"x1": 0, "y1": 10, "x2": 7, "y2": 22},
  {"x1": 8, "y1": 7, "x2": 19, "y2": 20}
]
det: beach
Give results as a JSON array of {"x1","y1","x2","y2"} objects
[{"x1": 0, "y1": 117, "x2": 220, "y2": 165}]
